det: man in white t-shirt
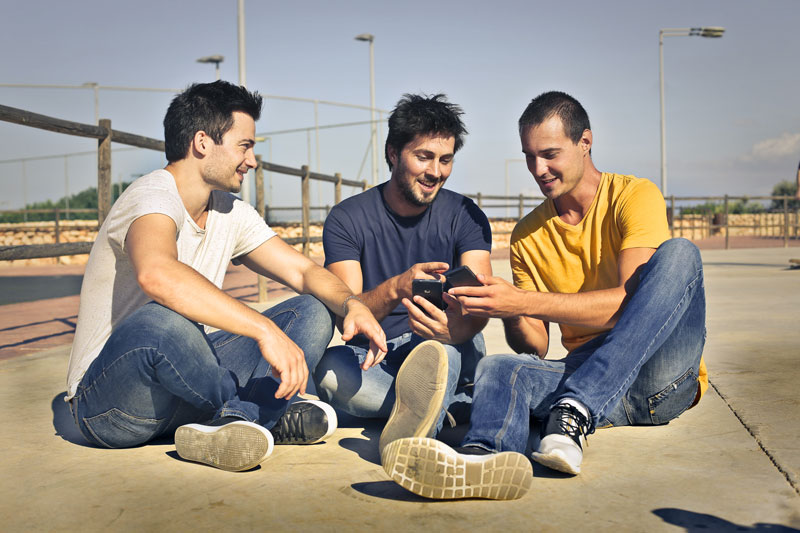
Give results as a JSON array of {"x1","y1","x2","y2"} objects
[{"x1": 66, "y1": 81, "x2": 387, "y2": 472}]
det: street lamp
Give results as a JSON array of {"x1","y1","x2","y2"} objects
[
  {"x1": 659, "y1": 26, "x2": 724, "y2": 196},
  {"x1": 355, "y1": 33, "x2": 378, "y2": 186},
  {"x1": 197, "y1": 55, "x2": 224, "y2": 80}
]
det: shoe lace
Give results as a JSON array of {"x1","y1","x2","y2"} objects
[
  {"x1": 555, "y1": 403, "x2": 590, "y2": 445},
  {"x1": 275, "y1": 409, "x2": 305, "y2": 440}
]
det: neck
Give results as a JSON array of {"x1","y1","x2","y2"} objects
[
  {"x1": 553, "y1": 164, "x2": 602, "y2": 225},
  {"x1": 382, "y1": 178, "x2": 429, "y2": 217},
  {"x1": 164, "y1": 161, "x2": 212, "y2": 225}
]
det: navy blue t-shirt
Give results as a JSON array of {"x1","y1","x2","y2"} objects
[{"x1": 323, "y1": 183, "x2": 492, "y2": 342}]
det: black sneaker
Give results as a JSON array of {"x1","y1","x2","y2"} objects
[
  {"x1": 381, "y1": 437, "x2": 533, "y2": 500},
  {"x1": 378, "y1": 340, "x2": 448, "y2": 453},
  {"x1": 271, "y1": 400, "x2": 337, "y2": 444},
  {"x1": 531, "y1": 402, "x2": 591, "y2": 475},
  {"x1": 175, "y1": 417, "x2": 274, "y2": 472}
]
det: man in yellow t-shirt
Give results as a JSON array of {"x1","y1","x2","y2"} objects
[{"x1": 380, "y1": 91, "x2": 707, "y2": 500}]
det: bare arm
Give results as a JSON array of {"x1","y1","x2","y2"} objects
[
  {"x1": 326, "y1": 259, "x2": 449, "y2": 323},
  {"x1": 127, "y1": 214, "x2": 309, "y2": 400},
  {"x1": 240, "y1": 238, "x2": 388, "y2": 368},
  {"x1": 452, "y1": 247, "x2": 656, "y2": 340}
]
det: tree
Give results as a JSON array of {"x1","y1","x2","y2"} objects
[{"x1": 770, "y1": 181, "x2": 800, "y2": 211}]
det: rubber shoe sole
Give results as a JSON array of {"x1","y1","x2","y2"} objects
[
  {"x1": 531, "y1": 448, "x2": 581, "y2": 475},
  {"x1": 381, "y1": 437, "x2": 533, "y2": 500},
  {"x1": 175, "y1": 420, "x2": 274, "y2": 472},
  {"x1": 378, "y1": 340, "x2": 448, "y2": 453}
]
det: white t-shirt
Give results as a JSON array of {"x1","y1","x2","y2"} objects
[{"x1": 66, "y1": 169, "x2": 275, "y2": 399}]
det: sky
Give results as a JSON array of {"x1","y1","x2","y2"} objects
[{"x1": 1, "y1": 0, "x2": 799, "y2": 216}]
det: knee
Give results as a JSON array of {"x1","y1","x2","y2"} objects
[
  {"x1": 313, "y1": 346, "x2": 353, "y2": 400},
  {"x1": 118, "y1": 303, "x2": 207, "y2": 353},
  {"x1": 474, "y1": 354, "x2": 523, "y2": 383},
  {"x1": 655, "y1": 238, "x2": 702, "y2": 270}
]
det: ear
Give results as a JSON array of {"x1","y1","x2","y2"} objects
[
  {"x1": 387, "y1": 144, "x2": 398, "y2": 168},
  {"x1": 579, "y1": 129, "x2": 592, "y2": 154},
  {"x1": 193, "y1": 130, "x2": 212, "y2": 157}
]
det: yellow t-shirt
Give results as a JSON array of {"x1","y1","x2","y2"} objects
[{"x1": 510, "y1": 172, "x2": 708, "y2": 399}]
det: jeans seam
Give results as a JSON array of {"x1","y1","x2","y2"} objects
[{"x1": 597, "y1": 268, "x2": 702, "y2": 421}]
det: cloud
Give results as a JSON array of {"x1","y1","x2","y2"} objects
[{"x1": 745, "y1": 132, "x2": 800, "y2": 161}]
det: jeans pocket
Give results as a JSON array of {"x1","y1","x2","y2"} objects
[
  {"x1": 647, "y1": 367, "x2": 698, "y2": 425},
  {"x1": 83, "y1": 408, "x2": 165, "y2": 448}
]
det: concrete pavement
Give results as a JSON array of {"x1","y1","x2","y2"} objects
[{"x1": 0, "y1": 247, "x2": 799, "y2": 531}]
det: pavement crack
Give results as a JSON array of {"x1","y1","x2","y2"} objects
[{"x1": 710, "y1": 379, "x2": 799, "y2": 496}]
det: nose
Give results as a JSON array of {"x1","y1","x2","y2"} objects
[
  {"x1": 529, "y1": 157, "x2": 547, "y2": 178},
  {"x1": 427, "y1": 159, "x2": 442, "y2": 179},
  {"x1": 244, "y1": 148, "x2": 257, "y2": 169}
]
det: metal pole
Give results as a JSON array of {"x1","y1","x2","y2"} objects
[
  {"x1": 369, "y1": 39, "x2": 378, "y2": 186},
  {"x1": 659, "y1": 30, "x2": 667, "y2": 197},
  {"x1": 237, "y1": 0, "x2": 251, "y2": 206},
  {"x1": 22, "y1": 160, "x2": 28, "y2": 222},
  {"x1": 504, "y1": 160, "x2": 510, "y2": 218},
  {"x1": 93, "y1": 84, "x2": 99, "y2": 125},
  {"x1": 64, "y1": 156, "x2": 70, "y2": 218}
]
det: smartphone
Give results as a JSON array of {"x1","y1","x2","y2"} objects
[
  {"x1": 411, "y1": 279, "x2": 445, "y2": 310},
  {"x1": 443, "y1": 265, "x2": 482, "y2": 291}
]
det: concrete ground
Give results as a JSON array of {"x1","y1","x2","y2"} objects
[{"x1": 1, "y1": 247, "x2": 799, "y2": 532}]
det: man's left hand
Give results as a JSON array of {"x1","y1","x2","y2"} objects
[
  {"x1": 402, "y1": 294, "x2": 464, "y2": 343},
  {"x1": 341, "y1": 300, "x2": 388, "y2": 370}
]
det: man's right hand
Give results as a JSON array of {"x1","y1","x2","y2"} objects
[
  {"x1": 394, "y1": 261, "x2": 449, "y2": 300},
  {"x1": 255, "y1": 323, "x2": 309, "y2": 400}
]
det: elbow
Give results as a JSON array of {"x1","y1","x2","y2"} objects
[{"x1": 136, "y1": 266, "x2": 171, "y2": 303}]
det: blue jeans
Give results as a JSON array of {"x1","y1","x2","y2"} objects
[
  {"x1": 69, "y1": 295, "x2": 334, "y2": 448},
  {"x1": 463, "y1": 238, "x2": 706, "y2": 453},
  {"x1": 314, "y1": 332, "x2": 486, "y2": 432}
]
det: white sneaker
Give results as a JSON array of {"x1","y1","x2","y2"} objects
[
  {"x1": 530, "y1": 402, "x2": 591, "y2": 475},
  {"x1": 175, "y1": 418, "x2": 274, "y2": 472},
  {"x1": 381, "y1": 437, "x2": 533, "y2": 500}
]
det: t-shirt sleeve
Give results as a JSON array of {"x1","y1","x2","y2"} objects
[
  {"x1": 617, "y1": 178, "x2": 670, "y2": 250},
  {"x1": 323, "y1": 205, "x2": 362, "y2": 266},
  {"x1": 231, "y1": 199, "x2": 277, "y2": 260},
  {"x1": 454, "y1": 198, "x2": 492, "y2": 257},
  {"x1": 107, "y1": 183, "x2": 184, "y2": 253}
]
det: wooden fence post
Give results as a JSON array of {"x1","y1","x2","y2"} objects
[
  {"x1": 255, "y1": 155, "x2": 268, "y2": 303},
  {"x1": 724, "y1": 194, "x2": 729, "y2": 250},
  {"x1": 97, "y1": 119, "x2": 112, "y2": 226},
  {"x1": 476, "y1": 192, "x2": 482, "y2": 210},
  {"x1": 784, "y1": 196, "x2": 789, "y2": 248},
  {"x1": 518, "y1": 193, "x2": 524, "y2": 220},
  {"x1": 335, "y1": 172, "x2": 342, "y2": 205},
  {"x1": 54, "y1": 207, "x2": 61, "y2": 244},
  {"x1": 302, "y1": 165, "x2": 310, "y2": 256}
]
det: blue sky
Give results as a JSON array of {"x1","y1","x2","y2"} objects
[{"x1": 1, "y1": 0, "x2": 798, "y2": 213}]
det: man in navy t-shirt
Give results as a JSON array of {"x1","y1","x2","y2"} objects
[{"x1": 315, "y1": 94, "x2": 492, "y2": 452}]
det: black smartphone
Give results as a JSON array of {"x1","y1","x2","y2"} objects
[
  {"x1": 443, "y1": 265, "x2": 482, "y2": 291},
  {"x1": 411, "y1": 279, "x2": 445, "y2": 310}
]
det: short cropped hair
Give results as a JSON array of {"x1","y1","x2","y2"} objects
[
  {"x1": 518, "y1": 91, "x2": 590, "y2": 144},
  {"x1": 384, "y1": 94, "x2": 467, "y2": 170},
  {"x1": 163, "y1": 81, "x2": 263, "y2": 163}
]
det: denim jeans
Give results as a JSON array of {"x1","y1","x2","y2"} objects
[
  {"x1": 462, "y1": 238, "x2": 706, "y2": 453},
  {"x1": 314, "y1": 332, "x2": 486, "y2": 433},
  {"x1": 70, "y1": 295, "x2": 334, "y2": 448}
]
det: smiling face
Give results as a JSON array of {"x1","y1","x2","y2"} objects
[
  {"x1": 201, "y1": 111, "x2": 257, "y2": 193},
  {"x1": 521, "y1": 115, "x2": 591, "y2": 201},
  {"x1": 386, "y1": 134, "x2": 455, "y2": 214}
]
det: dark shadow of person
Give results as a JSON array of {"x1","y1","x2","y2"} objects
[
  {"x1": 653, "y1": 508, "x2": 800, "y2": 532},
  {"x1": 51, "y1": 391, "x2": 94, "y2": 447}
]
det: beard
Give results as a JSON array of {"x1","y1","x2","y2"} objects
[{"x1": 397, "y1": 176, "x2": 440, "y2": 207}]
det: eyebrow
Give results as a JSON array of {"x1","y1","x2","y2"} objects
[{"x1": 413, "y1": 148, "x2": 454, "y2": 158}]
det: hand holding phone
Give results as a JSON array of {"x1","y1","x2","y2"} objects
[
  {"x1": 411, "y1": 279, "x2": 445, "y2": 310},
  {"x1": 443, "y1": 265, "x2": 483, "y2": 291}
]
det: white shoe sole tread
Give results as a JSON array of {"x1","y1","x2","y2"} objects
[{"x1": 175, "y1": 421, "x2": 273, "y2": 472}]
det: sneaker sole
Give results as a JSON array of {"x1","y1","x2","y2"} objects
[
  {"x1": 381, "y1": 437, "x2": 533, "y2": 500},
  {"x1": 531, "y1": 449, "x2": 581, "y2": 475},
  {"x1": 175, "y1": 421, "x2": 274, "y2": 472},
  {"x1": 279, "y1": 399, "x2": 338, "y2": 444},
  {"x1": 378, "y1": 341, "x2": 448, "y2": 452}
]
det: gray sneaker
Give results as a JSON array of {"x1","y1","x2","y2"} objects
[
  {"x1": 175, "y1": 418, "x2": 274, "y2": 472},
  {"x1": 381, "y1": 437, "x2": 533, "y2": 500},
  {"x1": 378, "y1": 340, "x2": 448, "y2": 453}
]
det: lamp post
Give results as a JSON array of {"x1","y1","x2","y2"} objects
[
  {"x1": 659, "y1": 26, "x2": 724, "y2": 197},
  {"x1": 355, "y1": 33, "x2": 378, "y2": 186},
  {"x1": 197, "y1": 55, "x2": 224, "y2": 80}
]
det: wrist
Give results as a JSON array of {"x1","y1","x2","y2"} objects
[{"x1": 342, "y1": 294, "x2": 363, "y2": 316}]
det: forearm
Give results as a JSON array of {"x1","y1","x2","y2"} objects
[
  {"x1": 503, "y1": 316, "x2": 548, "y2": 356},
  {"x1": 523, "y1": 287, "x2": 627, "y2": 330},
  {"x1": 446, "y1": 313, "x2": 488, "y2": 345},
  {"x1": 139, "y1": 259, "x2": 277, "y2": 342},
  {"x1": 355, "y1": 276, "x2": 405, "y2": 323}
]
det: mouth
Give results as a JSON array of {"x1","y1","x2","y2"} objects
[
  {"x1": 416, "y1": 178, "x2": 440, "y2": 193},
  {"x1": 539, "y1": 176, "x2": 558, "y2": 186}
]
